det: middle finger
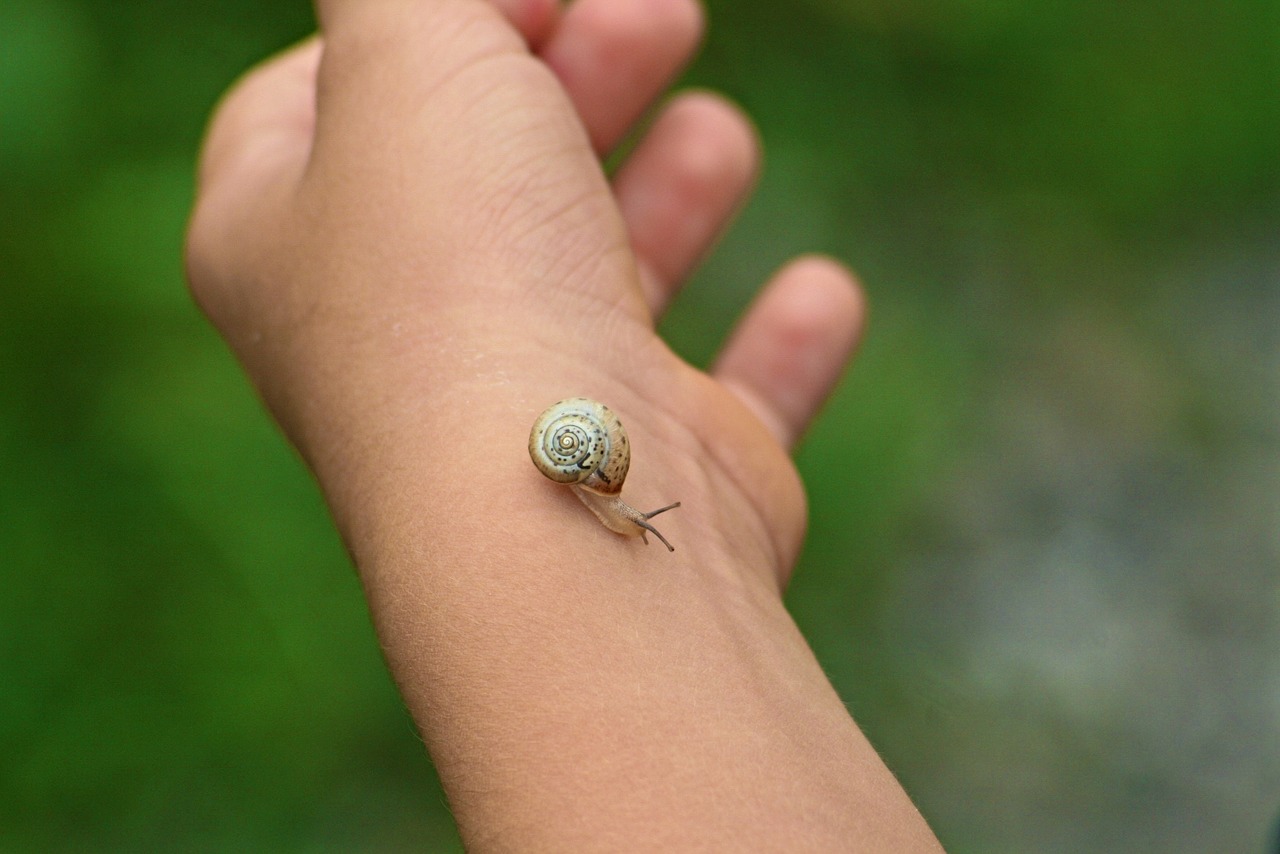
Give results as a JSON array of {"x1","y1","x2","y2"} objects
[{"x1": 539, "y1": 0, "x2": 704, "y2": 154}]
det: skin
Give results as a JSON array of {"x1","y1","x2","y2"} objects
[{"x1": 186, "y1": 0, "x2": 944, "y2": 850}]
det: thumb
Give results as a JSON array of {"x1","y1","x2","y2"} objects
[
  {"x1": 195, "y1": 38, "x2": 321, "y2": 204},
  {"x1": 187, "y1": 39, "x2": 322, "y2": 317}
]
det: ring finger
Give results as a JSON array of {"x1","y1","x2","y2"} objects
[{"x1": 612, "y1": 91, "x2": 760, "y2": 317}]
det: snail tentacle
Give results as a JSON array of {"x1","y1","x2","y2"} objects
[{"x1": 637, "y1": 502, "x2": 681, "y2": 551}]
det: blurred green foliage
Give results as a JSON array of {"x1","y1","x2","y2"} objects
[{"x1": 1, "y1": 0, "x2": 1275, "y2": 850}]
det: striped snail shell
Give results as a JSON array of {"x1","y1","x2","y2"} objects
[{"x1": 529, "y1": 398, "x2": 680, "y2": 552}]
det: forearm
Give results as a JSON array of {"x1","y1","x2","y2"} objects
[{"x1": 300, "y1": 355, "x2": 938, "y2": 850}]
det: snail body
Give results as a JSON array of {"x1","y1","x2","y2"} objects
[{"x1": 529, "y1": 398, "x2": 681, "y2": 551}]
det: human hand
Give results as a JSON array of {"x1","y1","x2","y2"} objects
[
  {"x1": 186, "y1": 2, "x2": 938, "y2": 848},
  {"x1": 185, "y1": 0, "x2": 863, "y2": 589}
]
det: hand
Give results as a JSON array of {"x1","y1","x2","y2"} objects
[
  {"x1": 187, "y1": 1, "x2": 937, "y2": 849},
  {"x1": 186, "y1": 0, "x2": 862, "y2": 586}
]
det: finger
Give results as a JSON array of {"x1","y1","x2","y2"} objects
[
  {"x1": 491, "y1": 0, "x2": 561, "y2": 48},
  {"x1": 540, "y1": 0, "x2": 704, "y2": 153},
  {"x1": 712, "y1": 257, "x2": 867, "y2": 451},
  {"x1": 188, "y1": 38, "x2": 322, "y2": 301},
  {"x1": 613, "y1": 92, "x2": 759, "y2": 316},
  {"x1": 311, "y1": 0, "x2": 532, "y2": 114},
  {"x1": 314, "y1": 0, "x2": 557, "y2": 47},
  {"x1": 197, "y1": 38, "x2": 322, "y2": 196},
  {"x1": 308, "y1": 0, "x2": 577, "y2": 186}
]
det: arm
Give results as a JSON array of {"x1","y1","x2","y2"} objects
[{"x1": 185, "y1": 0, "x2": 941, "y2": 849}]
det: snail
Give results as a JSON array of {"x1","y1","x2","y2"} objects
[{"x1": 529, "y1": 398, "x2": 681, "y2": 551}]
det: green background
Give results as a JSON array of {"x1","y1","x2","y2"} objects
[{"x1": 2, "y1": 0, "x2": 1276, "y2": 850}]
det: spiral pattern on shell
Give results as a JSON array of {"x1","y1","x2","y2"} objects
[{"x1": 529, "y1": 398, "x2": 629, "y2": 494}]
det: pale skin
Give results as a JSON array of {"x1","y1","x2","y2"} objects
[{"x1": 186, "y1": 0, "x2": 943, "y2": 850}]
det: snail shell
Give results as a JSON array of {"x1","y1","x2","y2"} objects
[
  {"x1": 529, "y1": 398, "x2": 629, "y2": 494},
  {"x1": 529, "y1": 398, "x2": 680, "y2": 551}
]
